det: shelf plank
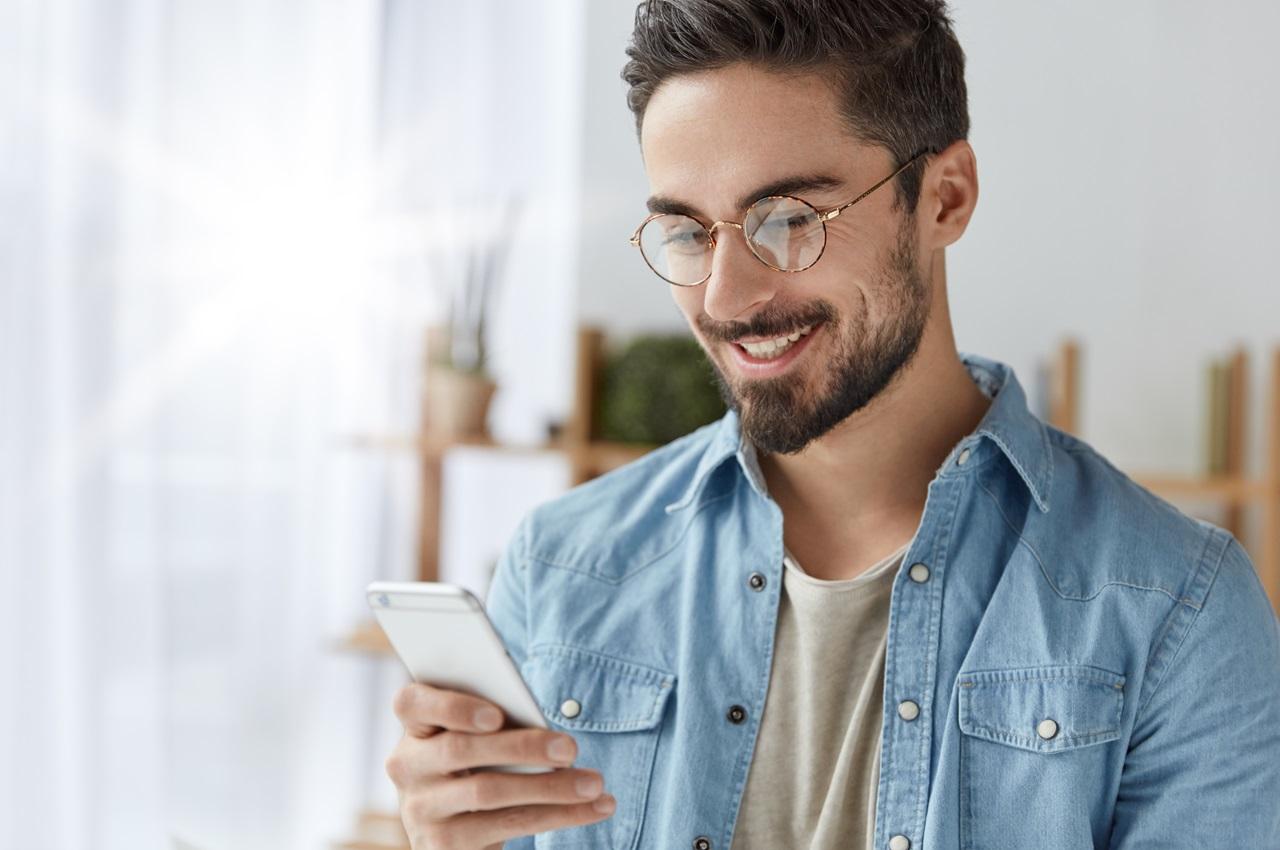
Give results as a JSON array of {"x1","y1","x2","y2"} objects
[
  {"x1": 586, "y1": 440, "x2": 658, "y2": 464},
  {"x1": 343, "y1": 432, "x2": 657, "y2": 463},
  {"x1": 571, "y1": 441, "x2": 657, "y2": 484},
  {"x1": 344, "y1": 432, "x2": 567, "y2": 457},
  {"x1": 1130, "y1": 474, "x2": 1268, "y2": 503}
]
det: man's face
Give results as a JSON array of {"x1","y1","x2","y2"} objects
[{"x1": 639, "y1": 63, "x2": 932, "y2": 456}]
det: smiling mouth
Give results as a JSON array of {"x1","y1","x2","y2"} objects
[{"x1": 732, "y1": 322, "x2": 819, "y2": 360}]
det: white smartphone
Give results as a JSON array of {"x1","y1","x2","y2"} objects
[{"x1": 367, "y1": 580, "x2": 552, "y2": 774}]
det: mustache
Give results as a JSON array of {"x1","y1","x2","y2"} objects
[{"x1": 696, "y1": 301, "x2": 836, "y2": 343}]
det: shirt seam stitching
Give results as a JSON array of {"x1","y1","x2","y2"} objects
[
  {"x1": 528, "y1": 491, "x2": 736, "y2": 584},
  {"x1": 974, "y1": 477, "x2": 1187, "y2": 604},
  {"x1": 1134, "y1": 526, "x2": 1228, "y2": 719}
]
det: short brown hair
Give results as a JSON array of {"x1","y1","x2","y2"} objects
[{"x1": 621, "y1": 0, "x2": 969, "y2": 213}]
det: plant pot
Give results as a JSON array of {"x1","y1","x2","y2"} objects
[{"x1": 425, "y1": 366, "x2": 497, "y2": 438}]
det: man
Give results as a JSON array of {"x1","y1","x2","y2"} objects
[{"x1": 385, "y1": 1, "x2": 1280, "y2": 848}]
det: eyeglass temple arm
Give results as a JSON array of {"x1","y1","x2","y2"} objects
[{"x1": 820, "y1": 151, "x2": 926, "y2": 223}]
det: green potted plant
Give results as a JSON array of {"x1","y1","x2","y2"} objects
[{"x1": 595, "y1": 334, "x2": 727, "y2": 445}]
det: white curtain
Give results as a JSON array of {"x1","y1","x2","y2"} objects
[{"x1": 0, "y1": 0, "x2": 583, "y2": 847}]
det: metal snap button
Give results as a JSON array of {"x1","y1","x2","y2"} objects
[
  {"x1": 559, "y1": 698, "x2": 581, "y2": 719},
  {"x1": 897, "y1": 700, "x2": 920, "y2": 721},
  {"x1": 1037, "y1": 718, "x2": 1059, "y2": 740},
  {"x1": 693, "y1": 836, "x2": 712, "y2": 850},
  {"x1": 747, "y1": 572, "x2": 766, "y2": 591},
  {"x1": 908, "y1": 562, "x2": 930, "y2": 583},
  {"x1": 889, "y1": 834, "x2": 911, "y2": 850},
  {"x1": 727, "y1": 704, "x2": 747, "y2": 724},
  {"x1": 956, "y1": 447, "x2": 971, "y2": 466}
]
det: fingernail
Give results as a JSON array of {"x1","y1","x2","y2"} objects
[
  {"x1": 575, "y1": 774, "x2": 603, "y2": 798},
  {"x1": 474, "y1": 707, "x2": 502, "y2": 731},
  {"x1": 547, "y1": 736, "x2": 575, "y2": 763},
  {"x1": 593, "y1": 794, "x2": 616, "y2": 814}
]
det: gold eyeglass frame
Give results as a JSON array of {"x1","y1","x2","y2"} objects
[{"x1": 627, "y1": 150, "x2": 927, "y2": 287}]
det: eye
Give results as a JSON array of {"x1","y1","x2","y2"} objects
[
  {"x1": 655, "y1": 218, "x2": 710, "y2": 253},
  {"x1": 757, "y1": 214, "x2": 819, "y2": 236}
]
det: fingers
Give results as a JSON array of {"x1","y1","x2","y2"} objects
[
  {"x1": 393, "y1": 682, "x2": 506, "y2": 738},
  {"x1": 387, "y1": 683, "x2": 617, "y2": 848},
  {"x1": 404, "y1": 795, "x2": 617, "y2": 849},
  {"x1": 406, "y1": 767, "x2": 606, "y2": 820},
  {"x1": 387, "y1": 728, "x2": 579, "y2": 786}
]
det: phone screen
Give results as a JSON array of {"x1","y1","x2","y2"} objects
[{"x1": 368, "y1": 581, "x2": 551, "y2": 774}]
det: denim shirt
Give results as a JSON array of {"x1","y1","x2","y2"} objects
[{"x1": 485, "y1": 351, "x2": 1280, "y2": 850}]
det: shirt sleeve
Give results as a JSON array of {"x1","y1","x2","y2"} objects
[{"x1": 1107, "y1": 533, "x2": 1280, "y2": 848}]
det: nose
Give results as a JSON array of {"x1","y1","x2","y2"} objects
[{"x1": 702, "y1": 221, "x2": 780, "y2": 323}]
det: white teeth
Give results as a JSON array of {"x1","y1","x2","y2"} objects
[
  {"x1": 739, "y1": 324, "x2": 815, "y2": 359},
  {"x1": 742, "y1": 339, "x2": 788, "y2": 358}
]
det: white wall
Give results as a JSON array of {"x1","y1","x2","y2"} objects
[
  {"x1": 575, "y1": 0, "x2": 683, "y2": 336},
  {"x1": 952, "y1": 1, "x2": 1279, "y2": 485},
  {"x1": 574, "y1": 2, "x2": 1280, "y2": 522}
]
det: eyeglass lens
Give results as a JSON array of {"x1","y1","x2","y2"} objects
[{"x1": 637, "y1": 196, "x2": 825, "y2": 285}]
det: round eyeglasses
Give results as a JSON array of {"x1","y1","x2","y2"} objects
[{"x1": 627, "y1": 151, "x2": 926, "y2": 286}]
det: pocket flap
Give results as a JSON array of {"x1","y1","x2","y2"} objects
[
  {"x1": 957, "y1": 664, "x2": 1126, "y2": 753},
  {"x1": 521, "y1": 644, "x2": 675, "y2": 733}
]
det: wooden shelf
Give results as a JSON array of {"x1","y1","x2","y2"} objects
[
  {"x1": 343, "y1": 432, "x2": 656, "y2": 470},
  {"x1": 339, "y1": 328, "x2": 656, "y2": 587},
  {"x1": 335, "y1": 328, "x2": 657, "y2": 654},
  {"x1": 343, "y1": 432, "x2": 561, "y2": 454}
]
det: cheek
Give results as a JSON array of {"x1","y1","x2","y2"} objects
[
  {"x1": 669, "y1": 286, "x2": 705, "y2": 325},
  {"x1": 822, "y1": 214, "x2": 893, "y2": 272},
  {"x1": 670, "y1": 287, "x2": 725, "y2": 362},
  {"x1": 798, "y1": 238, "x2": 876, "y2": 310},
  {"x1": 815, "y1": 237, "x2": 867, "y2": 282}
]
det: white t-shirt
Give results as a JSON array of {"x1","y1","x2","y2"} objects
[{"x1": 730, "y1": 440, "x2": 906, "y2": 849}]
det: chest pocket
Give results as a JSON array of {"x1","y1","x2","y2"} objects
[
  {"x1": 956, "y1": 664, "x2": 1127, "y2": 850},
  {"x1": 958, "y1": 664, "x2": 1126, "y2": 751},
  {"x1": 521, "y1": 643, "x2": 675, "y2": 850}
]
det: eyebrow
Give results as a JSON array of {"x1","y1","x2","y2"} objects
[{"x1": 645, "y1": 173, "x2": 847, "y2": 219}]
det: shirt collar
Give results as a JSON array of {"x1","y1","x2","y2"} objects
[{"x1": 664, "y1": 351, "x2": 1053, "y2": 515}]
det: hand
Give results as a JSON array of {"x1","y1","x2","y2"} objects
[{"x1": 386, "y1": 682, "x2": 616, "y2": 850}]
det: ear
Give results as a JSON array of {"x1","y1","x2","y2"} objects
[{"x1": 919, "y1": 139, "x2": 978, "y2": 250}]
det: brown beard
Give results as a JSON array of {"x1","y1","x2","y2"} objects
[{"x1": 698, "y1": 214, "x2": 930, "y2": 456}]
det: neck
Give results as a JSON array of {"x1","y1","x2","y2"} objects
[{"x1": 756, "y1": 250, "x2": 992, "y2": 577}]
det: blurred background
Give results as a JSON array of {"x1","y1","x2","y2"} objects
[{"x1": 2, "y1": 1, "x2": 1277, "y2": 848}]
